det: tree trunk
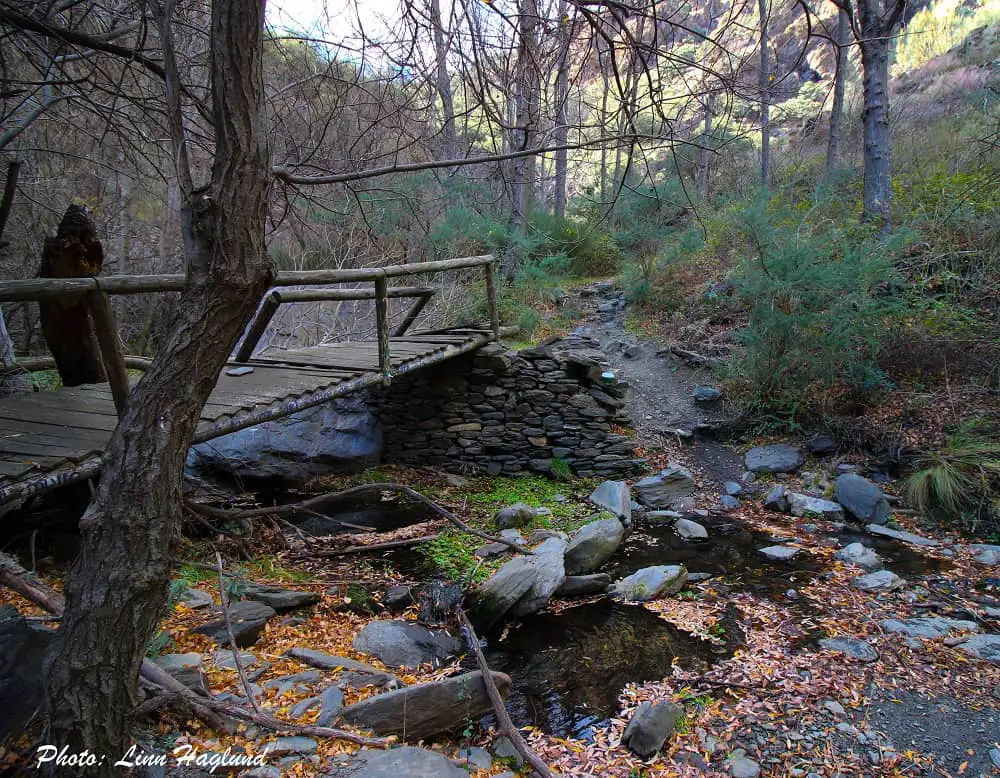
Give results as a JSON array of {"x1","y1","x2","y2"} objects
[
  {"x1": 506, "y1": 0, "x2": 539, "y2": 278},
  {"x1": 859, "y1": 35, "x2": 892, "y2": 228},
  {"x1": 43, "y1": 0, "x2": 273, "y2": 769},
  {"x1": 697, "y1": 96, "x2": 714, "y2": 200},
  {"x1": 825, "y1": 7, "x2": 850, "y2": 175},
  {"x1": 759, "y1": 0, "x2": 771, "y2": 190},
  {"x1": 428, "y1": 0, "x2": 456, "y2": 161},
  {"x1": 0, "y1": 161, "x2": 29, "y2": 396},
  {"x1": 552, "y1": 0, "x2": 570, "y2": 219},
  {"x1": 37, "y1": 204, "x2": 107, "y2": 386}
]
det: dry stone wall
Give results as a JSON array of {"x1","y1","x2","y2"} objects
[{"x1": 373, "y1": 339, "x2": 646, "y2": 478}]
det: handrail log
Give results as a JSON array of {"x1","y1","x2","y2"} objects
[
  {"x1": 374, "y1": 274, "x2": 391, "y2": 385},
  {"x1": 0, "y1": 256, "x2": 494, "y2": 302}
]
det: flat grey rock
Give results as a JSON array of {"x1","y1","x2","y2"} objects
[
  {"x1": 556, "y1": 573, "x2": 611, "y2": 597},
  {"x1": 958, "y1": 634, "x2": 1000, "y2": 664},
  {"x1": 317, "y1": 685, "x2": 344, "y2": 726},
  {"x1": 509, "y1": 536, "x2": 568, "y2": 618},
  {"x1": 971, "y1": 544, "x2": 1000, "y2": 565},
  {"x1": 834, "y1": 542, "x2": 884, "y2": 572},
  {"x1": 851, "y1": 570, "x2": 906, "y2": 592},
  {"x1": 268, "y1": 736, "x2": 317, "y2": 756},
  {"x1": 609, "y1": 565, "x2": 687, "y2": 602},
  {"x1": 836, "y1": 474, "x2": 891, "y2": 525},
  {"x1": 691, "y1": 385, "x2": 722, "y2": 402},
  {"x1": 880, "y1": 617, "x2": 980, "y2": 639},
  {"x1": 644, "y1": 510, "x2": 683, "y2": 524},
  {"x1": 633, "y1": 464, "x2": 695, "y2": 510},
  {"x1": 179, "y1": 588, "x2": 213, "y2": 609},
  {"x1": 675, "y1": 518, "x2": 708, "y2": 540},
  {"x1": 494, "y1": 503, "x2": 537, "y2": 530},
  {"x1": 867, "y1": 524, "x2": 940, "y2": 547},
  {"x1": 469, "y1": 555, "x2": 537, "y2": 632},
  {"x1": 564, "y1": 518, "x2": 625, "y2": 574},
  {"x1": 819, "y1": 636, "x2": 879, "y2": 661},
  {"x1": 339, "y1": 670, "x2": 510, "y2": 740},
  {"x1": 763, "y1": 485, "x2": 790, "y2": 512},
  {"x1": 352, "y1": 620, "x2": 461, "y2": 669},
  {"x1": 744, "y1": 444, "x2": 803, "y2": 474},
  {"x1": 787, "y1": 493, "x2": 845, "y2": 521},
  {"x1": 759, "y1": 545, "x2": 801, "y2": 561},
  {"x1": 323, "y1": 746, "x2": 469, "y2": 778},
  {"x1": 589, "y1": 480, "x2": 632, "y2": 521},
  {"x1": 239, "y1": 584, "x2": 320, "y2": 612},
  {"x1": 191, "y1": 601, "x2": 276, "y2": 647},
  {"x1": 151, "y1": 653, "x2": 208, "y2": 696},
  {"x1": 622, "y1": 700, "x2": 683, "y2": 757}
]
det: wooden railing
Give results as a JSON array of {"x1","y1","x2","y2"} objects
[{"x1": 0, "y1": 254, "x2": 501, "y2": 404}]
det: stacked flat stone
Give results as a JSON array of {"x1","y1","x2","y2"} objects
[{"x1": 374, "y1": 340, "x2": 646, "y2": 477}]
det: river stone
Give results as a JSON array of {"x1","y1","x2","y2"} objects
[
  {"x1": 866, "y1": 524, "x2": 940, "y2": 547},
  {"x1": 958, "y1": 634, "x2": 1000, "y2": 664},
  {"x1": 763, "y1": 485, "x2": 790, "y2": 513},
  {"x1": 851, "y1": 570, "x2": 906, "y2": 592},
  {"x1": 971, "y1": 544, "x2": 1000, "y2": 565},
  {"x1": 457, "y1": 746, "x2": 493, "y2": 771},
  {"x1": 186, "y1": 395, "x2": 382, "y2": 484},
  {"x1": 213, "y1": 649, "x2": 260, "y2": 671},
  {"x1": 728, "y1": 753, "x2": 761, "y2": 778},
  {"x1": 723, "y1": 481, "x2": 743, "y2": 496},
  {"x1": 564, "y1": 518, "x2": 625, "y2": 575},
  {"x1": 283, "y1": 648, "x2": 398, "y2": 682},
  {"x1": 324, "y1": 746, "x2": 469, "y2": 778},
  {"x1": 180, "y1": 588, "x2": 213, "y2": 609},
  {"x1": 759, "y1": 545, "x2": 801, "y2": 561},
  {"x1": 589, "y1": 480, "x2": 632, "y2": 521},
  {"x1": 339, "y1": 670, "x2": 511, "y2": 740},
  {"x1": 191, "y1": 600, "x2": 277, "y2": 647},
  {"x1": 834, "y1": 542, "x2": 884, "y2": 571},
  {"x1": 691, "y1": 385, "x2": 722, "y2": 403},
  {"x1": 509, "y1": 536, "x2": 568, "y2": 618},
  {"x1": 609, "y1": 565, "x2": 688, "y2": 602},
  {"x1": 268, "y1": 736, "x2": 318, "y2": 756},
  {"x1": 352, "y1": 620, "x2": 461, "y2": 669},
  {"x1": 675, "y1": 518, "x2": 708, "y2": 540},
  {"x1": 880, "y1": 617, "x2": 980, "y2": 639},
  {"x1": 0, "y1": 605, "x2": 55, "y2": 739},
  {"x1": 556, "y1": 573, "x2": 612, "y2": 597},
  {"x1": 152, "y1": 653, "x2": 208, "y2": 696},
  {"x1": 744, "y1": 444, "x2": 804, "y2": 474},
  {"x1": 787, "y1": 493, "x2": 845, "y2": 521},
  {"x1": 239, "y1": 583, "x2": 320, "y2": 612},
  {"x1": 317, "y1": 685, "x2": 345, "y2": 726},
  {"x1": 633, "y1": 464, "x2": 695, "y2": 509},
  {"x1": 622, "y1": 700, "x2": 683, "y2": 757},
  {"x1": 819, "y1": 636, "x2": 879, "y2": 662},
  {"x1": 835, "y1": 474, "x2": 891, "y2": 525},
  {"x1": 494, "y1": 503, "x2": 537, "y2": 530},
  {"x1": 469, "y1": 555, "x2": 537, "y2": 632},
  {"x1": 644, "y1": 510, "x2": 683, "y2": 524}
]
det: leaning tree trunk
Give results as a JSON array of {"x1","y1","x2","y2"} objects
[
  {"x1": 825, "y1": 7, "x2": 850, "y2": 175},
  {"x1": 43, "y1": 0, "x2": 273, "y2": 769},
  {"x1": 859, "y1": 36, "x2": 892, "y2": 228}
]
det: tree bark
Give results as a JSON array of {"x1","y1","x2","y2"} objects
[
  {"x1": 697, "y1": 96, "x2": 714, "y2": 200},
  {"x1": 825, "y1": 7, "x2": 850, "y2": 175},
  {"x1": 507, "y1": 0, "x2": 540, "y2": 277},
  {"x1": 43, "y1": 0, "x2": 273, "y2": 770},
  {"x1": 759, "y1": 0, "x2": 771, "y2": 190},
  {"x1": 0, "y1": 161, "x2": 29, "y2": 396},
  {"x1": 37, "y1": 204, "x2": 107, "y2": 386},
  {"x1": 859, "y1": 33, "x2": 892, "y2": 228},
  {"x1": 428, "y1": 0, "x2": 456, "y2": 162},
  {"x1": 552, "y1": 0, "x2": 570, "y2": 219}
]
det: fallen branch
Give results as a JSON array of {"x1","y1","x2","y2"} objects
[
  {"x1": 295, "y1": 533, "x2": 441, "y2": 559},
  {"x1": 215, "y1": 551, "x2": 261, "y2": 714},
  {"x1": 189, "y1": 482, "x2": 532, "y2": 555},
  {"x1": 457, "y1": 606, "x2": 557, "y2": 778}
]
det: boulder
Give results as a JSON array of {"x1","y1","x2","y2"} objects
[
  {"x1": 833, "y1": 542, "x2": 884, "y2": 572},
  {"x1": 644, "y1": 510, "x2": 683, "y2": 525},
  {"x1": 324, "y1": 746, "x2": 470, "y2": 778},
  {"x1": 850, "y1": 570, "x2": 906, "y2": 592},
  {"x1": 152, "y1": 653, "x2": 208, "y2": 696},
  {"x1": 0, "y1": 605, "x2": 55, "y2": 739},
  {"x1": 759, "y1": 545, "x2": 801, "y2": 562},
  {"x1": 723, "y1": 481, "x2": 743, "y2": 496},
  {"x1": 787, "y1": 493, "x2": 845, "y2": 521},
  {"x1": 239, "y1": 583, "x2": 320, "y2": 612},
  {"x1": 564, "y1": 518, "x2": 625, "y2": 575},
  {"x1": 180, "y1": 588, "x2": 213, "y2": 609},
  {"x1": 971, "y1": 544, "x2": 1000, "y2": 565},
  {"x1": 339, "y1": 671, "x2": 511, "y2": 740},
  {"x1": 468, "y1": 555, "x2": 537, "y2": 632},
  {"x1": 186, "y1": 396, "x2": 382, "y2": 484},
  {"x1": 633, "y1": 464, "x2": 695, "y2": 510},
  {"x1": 835, "y1": 474, "x2": 891, "y2": 525},
  {"x1": 866, "y1": 524, "x2": 939, "y2": 547},
  {"x1": 691, "y1": 385, "x2": 722, "y2": 403},
  {"x1": 719, "y1": 495, "x2": 741, "y2": 510},
  {"x1": 191, "y1": 601, "x2": 277, "y2": 647},
  {"x1": 763, "y1": 485, "x2": 790, "y2": 513},
  {"x1": 880, "y1": 617, "x2": 980, "y2": 639},
  {"x1": 609, "y1": 565, "x2": 688, "y2": 602},
  {"x1": 958, "y1": 634, "x2": 1000, "y2": 664},
  {"x1": 819, "y1": 636, "x2": 879, "y2": 662},
  {"x1": 589, "y1": 480, "x2": 632, "y2": 521},
  {"x1": 352, "y1": 620, "x2": 461, "y2": 669},
  {"x1": 556, "y1": 574, "x2": 612, "y2": 597},
  {"x1": 744, "y1": 444, "x2": 804, "y2": 474},
  {"x1": 494, "y1": 503, "x2": 537, "y2": 530},
  {"x1": 509, "y1": 536, "x2": 568, "y2": 618},
  {"x1": 622, "y1": 701, "x2": 683, "y2": 757},
  {"x1": 674, "y1": 518, "x2": 708, "y2": 541}
]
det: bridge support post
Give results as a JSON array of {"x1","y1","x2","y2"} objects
[
  {"x1": 374, "y1": 274, "x2": 392, "y2": 385},
  {"x1": 86, "y1": 290, "x2": 130, "y2": 418},
  {"x1": 485, "y1": 262, "x2": 500, "y2": 342}
]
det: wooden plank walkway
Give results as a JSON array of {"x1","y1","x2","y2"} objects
[{"x1": 0, "y1": 329, "x2": 494, "y2": 506}]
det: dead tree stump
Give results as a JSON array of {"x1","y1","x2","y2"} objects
[{"x1": 38, "y1": 204, "x2": 106, "y2": 386}]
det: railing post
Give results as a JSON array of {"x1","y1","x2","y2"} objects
[
  {"x1": 86, "y1": 290, "x2": 129, "y2": 418},
  {"x1": 484, "y1": 260, "x2": 501, "y2": 341},
  {"x1": 235, "y1": 290, "x2": 281, "y2": 362},
  {"x1": 374, "y1": 273, "x2": 392, "y2": 385}
]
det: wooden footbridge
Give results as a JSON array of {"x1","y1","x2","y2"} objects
[{"x1": 0, "y1": 256, "x2": 503, "y2": 506}]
